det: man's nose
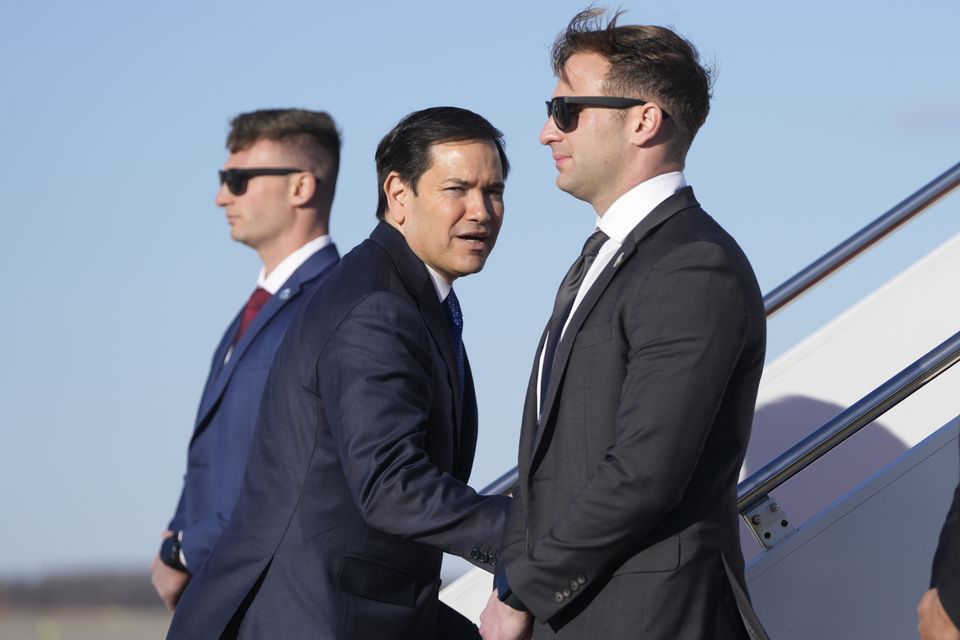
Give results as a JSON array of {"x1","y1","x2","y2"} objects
[
  {"x1": 215, "y1": 182, "x2": 232, "y2": 207},
  {"x1": 540, "y1": 116, "x2": 561, "y2": 145}
]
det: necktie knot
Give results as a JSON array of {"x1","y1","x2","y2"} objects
[
  {"x1": 235, "y1": 287, "x2": 271, "y2": 344},
  {"x1": 581, "y1": 229, "x2": 609, "y2": 258},
  {"x1": 442, "y1": 289, "x2": 463, "y2": 337}
]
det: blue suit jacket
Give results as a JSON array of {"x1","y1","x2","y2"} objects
[
  {"x1": 168, "y1": 223, "x2": 508, "y2": 640},
  {"x1": 168, "y1": 243, "x2": 340, "y2": 573}
]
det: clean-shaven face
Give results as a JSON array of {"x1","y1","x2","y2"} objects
[
  {"x1": 400, "y1": 140, "x2": 505, "y2": 283},
  {"x1": 215, "y1": 138, "x2": 302, "y2": 250},
  {"x1": 540, "y1": 52, "x2": 634, "y2": 211}
]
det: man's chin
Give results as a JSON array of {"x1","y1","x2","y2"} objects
[
  {"x1": 230, "y1": 230, "x2": 256, "y2": 248},
  {"x1": 452, "y1": 256, "x2": 490, "y2": 279}
]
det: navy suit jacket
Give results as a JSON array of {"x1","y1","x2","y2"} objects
[
  {"x1": 168, "y1": 222, "x2": 508, "y2": 640},
  {"x1": 168, "y1": 243, "x2": 340, "y2": 572}
]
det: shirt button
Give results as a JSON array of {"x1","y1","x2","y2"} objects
[{"x1": 554, "y1": 592, "x2": 564, "y2": 603}]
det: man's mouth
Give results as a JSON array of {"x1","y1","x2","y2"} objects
[{"x1": 456, "y1": 231, "x2": 490, "y2": 249}]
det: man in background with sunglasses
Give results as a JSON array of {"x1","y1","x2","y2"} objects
[
  {"x1": 480, "y1": 9, "x2": 768, "y2": 640},
  {"x1": 151, "y1": 108, "x2": 342, "y2": 612}
]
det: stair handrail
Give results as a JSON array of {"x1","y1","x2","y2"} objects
[
  {"x1": 764, "y1": 161, "x2": 960, "y2": 315},
  {"x1": 737, "y1": 327, "x2": 960, "y2": 513},
  {"x1": 479, "y1": 161, "x2": 960, "y2": 498}
]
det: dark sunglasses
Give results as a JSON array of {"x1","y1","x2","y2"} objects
[
  {"x1": 218, "y1": 167, "x2": 305, "y2": 196},
  {"x1": 545, "y1": 96, "x2": 669, "y2": 132}
]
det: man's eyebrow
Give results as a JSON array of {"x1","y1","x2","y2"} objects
[
  {"x1": 441, "y1": 177, "x2": 505, "y2": 190},
  {"x1": 442, "y1": 177, "x2": 474, "y2": 187}
]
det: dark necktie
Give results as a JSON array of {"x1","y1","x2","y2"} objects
[
  {"x1": 442, "y1": 289, "x2": 465, "y2": 399},
  {"x1": 540, "y1": 229, "x2": 609, "y2": 410},
  {"x1": 234, "y1": 287, "x2": 271, "y2": 344}
]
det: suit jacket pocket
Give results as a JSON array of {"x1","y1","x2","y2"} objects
[
  {"x1": 612, "y1": 535, "x2": 680, "y2": 574},
  {"x1": 337, "y1": 555, "x2": 417, "y2": 608},
  {"x1": 572, "y1": 322, "x2": 611, "y2": 351}
]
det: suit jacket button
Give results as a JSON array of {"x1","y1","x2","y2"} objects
[
  {"x1": 490, "y1": 554, "x2": 498, "y2": 567},
  {"x1": 562, "y1": 588, "x2": 572, "y2": 598},
  {"x1": 554, "y1": 592, "x2": 564, "y2": 603},
  {"x1": 480, "y1": 551, "x2": 490, "y2": 563},
  {"x1": 569, "y1": 581, "x2": 579, "y2": 592},
  {"x1": 470, "y1": 546, "x2": 480, "y2": 560},
  {"x1": 576, "y1": 575, "x2": 586, "y2": 585}
]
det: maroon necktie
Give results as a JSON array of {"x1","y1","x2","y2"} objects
[{"x1": 234, "y1": 287, "x2": 271, "y2": 344}]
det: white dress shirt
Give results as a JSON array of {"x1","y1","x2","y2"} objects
[
  {"x1": 425, "y1": 264, "x2": 452, "y2": 303},
  {"x1": 256, "y1": 234, "x2": 333, "y2": 294}
]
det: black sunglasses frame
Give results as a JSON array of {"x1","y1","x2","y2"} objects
[
  {"x1": 218, "y1": 167, "x2": 305, "y2": 196},
  {"x1": 545, "y1": 96, "x2": 669, "y2": 132}
]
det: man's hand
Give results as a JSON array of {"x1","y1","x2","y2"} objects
[
  {"x1": 479, "y1": 589, "x2": 533, "y2": 640},
  {"x1": 918, "y1": 588, "x2": 960, "y2": 640},
  {"x1": 150, "y1": 530, "x2": 189, "y2": 611}
]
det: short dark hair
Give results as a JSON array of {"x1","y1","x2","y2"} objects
[
  {"x1": 374, "y1": 107, "x2": 509, "y2": 220},
  {"x1": 226, "y1": 108, "x2": 341, "y2": 174},
  {"x1": 552, "y1": 8, "x2": 712, "y2": 157}
]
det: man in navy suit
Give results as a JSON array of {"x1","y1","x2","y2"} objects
[
  {"x1": 150, "y1": 108, "x2": 342, "y2": 611},
  {"x1": 167, "y1": 106, "x2": 510, "y2": 639}
]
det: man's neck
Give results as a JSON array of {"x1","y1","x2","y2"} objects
[
  {"x1": 257, "y1": 228, "x2": 328, "y2": 277},
  {"x1": 592, "y1": 163, "x2": 684, "y2": 217}
]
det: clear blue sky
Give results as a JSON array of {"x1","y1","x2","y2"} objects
[{"x1": 1, "y1": 1, "x2": 958, "y2": 576}]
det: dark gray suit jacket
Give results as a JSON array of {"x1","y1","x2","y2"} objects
[
  {"x1": 168, "y1": 222, "x2": 508, "y2": 640},
  {"x1": 500, "y1": 188, "x2": 768, "y2": 639}
]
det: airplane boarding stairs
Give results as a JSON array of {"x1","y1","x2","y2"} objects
[{"x1": 439, "y1": 162, "x2": 960, "y2": 638}]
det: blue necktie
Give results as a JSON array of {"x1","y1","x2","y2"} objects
[{"x1": 442, "y1": 289, "x2": 465, "y2": 398}]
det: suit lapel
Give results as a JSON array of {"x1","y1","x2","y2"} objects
[
  {"x1": 197, "y1": 311, "x2": 242, "y2": 405},
  {"x1": 369, "y1": 223, "x2": 464, "y2": 441},
  {"x1": 519, "y1": 326, "x2": 548, "y2": 495},
  {"x1": 531, "y1": 187, "x2": 701, "y2": 462},
  {"x1": 194, "y1": 243, "x2": 340, "y2": 431}
]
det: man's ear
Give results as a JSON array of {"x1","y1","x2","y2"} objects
[
  {"x1": 383, "y1": 171, "x2": 410, "y2": 225},
  {"x1": 629, "y1": 102, "x2": 667, "y2": 147},
  {"x1": 290, "y1": 172, "x2": 318, "y2": 207}
]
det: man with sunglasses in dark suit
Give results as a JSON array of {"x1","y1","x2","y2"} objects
[
  {"x1": 479, "y1": 9, "x2": 768, "y2": 640},
  {"x1": 151, "y1": 108, "x2": 342, "y2": 611}
]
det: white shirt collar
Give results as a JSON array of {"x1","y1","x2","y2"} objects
[
  {"x1": 597, "y1": 172, "x2": 687, "y2": 243},
  {"x1": 256, "y1": 235, "x2": 332, "y2": 294},
  {"x1": 424, "y1": 264, "x2": 452, "y2": 302}
]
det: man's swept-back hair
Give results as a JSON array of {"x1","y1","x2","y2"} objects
[
  {"x1": 552, "y1": 7, "x2": 713, "y2": 156},
  {"x1": 374, "y1": 106, "x2": 509, "y2": 220},
  {"x1": 227, "y1": 108, "x2": 341, "y2": 174}
]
